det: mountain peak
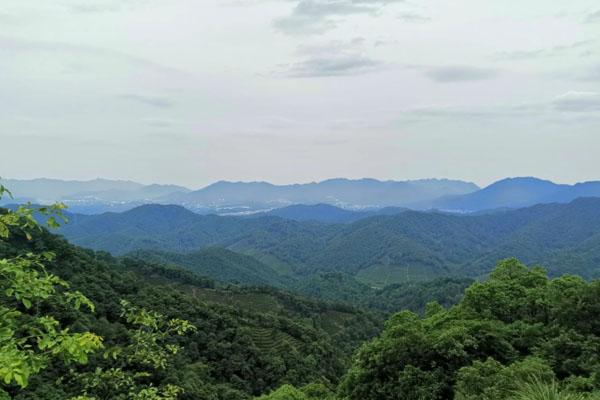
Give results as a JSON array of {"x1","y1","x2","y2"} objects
[
  {"x1": 431, "y1": 177, "x2": 600, "y2": 212},
  {"x1": 487, "y1": 177, "x2": 558, "y2": 187}
]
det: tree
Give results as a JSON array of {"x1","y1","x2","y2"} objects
[
  {"x1": 67, "y1": 300, "x2": 196, "y2": 400},
  {"x1": 339, "y1": 258, "x2": 600, "y2": 399},
  {"x1": 0, "y1": 185, "x2": 197, "y2": 399},
  {"x1": 254, "y1": 383, "x2": 334, "y2": 400},
  {"x1": 455, "y1": 357, "x2": 555, "y2": 400},
  {"x1": 0, "y1": 185, "x2": 103, "y2": 396}
]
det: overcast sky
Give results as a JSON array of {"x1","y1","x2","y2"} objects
[{"x1": 1, "y1": 0, "x2": 599, "y2": 188}]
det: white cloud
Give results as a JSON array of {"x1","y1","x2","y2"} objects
[
  {"x1": 424, "y1": 65, "x2": 500, "y2": 82},
  {"x1": 553, "y1": 91, "x2": 600, "y2": 111},
  {"x1": 273, "y1": 0, "x2": 404, "y2": 34}
]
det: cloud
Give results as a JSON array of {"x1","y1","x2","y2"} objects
[
  {"x1": 275, "y1": 39, "x2": 382, "y2": 77},
  {"x1": 552, "y1": 91, "x2": 600, "y2": 112},
  {"x1": 313, "y1": 136, "x2": 351, "y2": 146},
  {"x1": 397, "y1": 12, "x2": 430, "y2": 23},
  {"x1": 0, "y1": 13, "x2": 22, "y2": 25},
  {"x1": 119, "y1": 94, "x2": 174, "y2": 108},
  {"x1": 395, "y1": 103, "x2": 542, "y2": 122},
  {"x1": 143, "y1": 119, "x2": 180, "y2": 128},
  {"x1": 424, "y1": 65, "x2": 499, "y2": 82},
  {"x1": 392, "y1": 91, "x2": 600, "y2": 125},
  {"x1": 273, "y1": 15, "x2": 338, "y2": 34},
  {"x1": 584, "y1": 10, "x2": 600, "y2": 23},
  {"x1": 66, "y1": 4, "x2": 121, "y2": 13},
  {"x1": 285, "y1": 55, "x2": 381, "y2": 77},
  {"x1": 273, "y1": 0, "x2": 404, "y2": 34},
  {"x1": 296, "y1": 37, "x2": 367, "y2": 55},
  {"x1": 0, "y1": 36, "x2": 190, "y2": 78},
  {"x1": 291, "y1": 0, "x2": 377, "y2": 16},
  {"x1": 493, "y1": 40, "x2": 594, "y2": 61},
  {"x1": 579, "y1": 64, "x2": 600, "y2": 81},
  {"x1": 62, "y1": 0, "x2": 149, "y2": 13}
]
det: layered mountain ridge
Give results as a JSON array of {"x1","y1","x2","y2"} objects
[
  {"x1": 6, "y1": 176, "x2": 600, "y2": 215},
  {"x1": 57, "y1": 197, "x2": 600, "y2": 287}
]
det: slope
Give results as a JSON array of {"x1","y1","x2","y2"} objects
[{"x1": 126, "y1": 247, "x2": 294, "y2": 287}]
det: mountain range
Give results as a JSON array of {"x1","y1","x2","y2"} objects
[
  {"x1": 5, "y1": 176, "x2": 600, "y2": 214},
  {"x1": 0, "y1": 178, "x2": 190, "y2": 213},
  {"x1": 430, "y1": 177, "x2": 600, "y2": 212},
  {"x1": 165, "y1": 178, "x2": 479, "y2": 211},
  {"x1": 56, "y1": 197, "x2": 600, "y2": 288}
]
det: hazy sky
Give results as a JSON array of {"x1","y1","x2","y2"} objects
[{"x1": 1, "y1": 0, "x2": 599, "y2": 188}]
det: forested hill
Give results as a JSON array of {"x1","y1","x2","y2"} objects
[
  {"x1": 3, "y1": 202, "x2": 600, "y2": 399},
  {"x1": 0, "y1": 226, "x2": 382, "y2": 399},
  {"x1": 126, "y1": 247, "x2": 295, "y2": 288},
  {"x1": 59, "y1": 197, "x2": 600, "y2": 285}
]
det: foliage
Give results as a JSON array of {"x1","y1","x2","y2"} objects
[
  {"x1": 127, "y1": 247, "x2": 293, "y2": 288},
  {"x1": 1, "y1": 225, "x2": 381, "y2": 399},
  {"x1": 254, "y1": 383, "x2": 335, "y2": 400},
  {"x1": 67, "y1": 301, "x2": 196, "y2": 400},
  {"x1": 9, "y1": 181, "x2": 600, "y2": 399},
  {"x1": 0, "y1": 190, "x2": 102, "y2": 394},
  {"x1": 294, "y1": 272, "x2": 472, "y2": 313},
  {"x1": 58, "y1": 198, "x2": 600, "y2": 287},
  {"x1": 455, "y1": 357, "x2": 554, "y2": 400},
  {"x1": 510, "y1": 378, "x2": 600, "y2": 400},
  {"x1": 0, "y1": 187, "x2": 201, "y2": 399},
  {"x1": 339, "y1": 258, "x2": 600, "y2": 400}
]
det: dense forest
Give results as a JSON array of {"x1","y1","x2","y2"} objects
[
  {"x1": 256, "y1": 259, "x2": 600, "y2": 400},
  {"x1": 0, "y1": 201, "x2": 381, "y2": 399},
  {"x1": 125, "y1": 249, "x2": 473, "y2": 313},
  {"x1": 3, "y1": 191, "x2": 600, "y2": 399},
  {"x1": 58, "y1": 198, "x2": 600, "y2": 287}
]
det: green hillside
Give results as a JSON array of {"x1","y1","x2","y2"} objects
[
  {"x1": 126, "y1": 247, "x2": 294, "y2": 288},
  {"x1": 293, "y1": 272, "x2": 473, "y2": 313},
  {"x1": 4, "y1": 201, "x2": 600, "y2": 400},
  {"x1": 59, "y1": 198, "x2": 600, "y2": 285},
  {"x1": 0, "y1": 224, "x2": 381, "y2": 399},
  {"x1": 125, "y1": 249, "x2": 473, "y2": 314},
  {"x1": 338, "y1": 259, "x2": 600, "y2": 400}
]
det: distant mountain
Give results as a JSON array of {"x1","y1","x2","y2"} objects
[
  {"x1": 261, "y1": 204, "x2": 408, "y2": 223},
  {"x1": 0, "y1": 178, "x2": 190, "y2": 214},
  {"x1": 0, "y1": 177, "x2": 478, "y2": 214},
  {"x1": 430, "y1": 177, "x2": 600, "y2": 212},
  {"x1": 553, "y1": 181, "x2": 600, "y2": 202},
  {"x1": 0, "y1": 178, "x2": 144, "y2": 202},
  {"x1": 162, "y1": 178, "x2": 479, "y2": 210},
  {"x1": 8, "y1": 176, "x2": 600, "y2": 215},
  {"x1": 57, "y1": 198, "x2": 600, "y2": 285}
]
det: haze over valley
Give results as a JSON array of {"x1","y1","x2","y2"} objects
[{"x1": 6, "y1": 176, "x2": 600, "y2": 215}]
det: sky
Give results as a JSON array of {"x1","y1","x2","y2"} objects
[{"x1": 1, "y1": 0, "x2": 599, "y2": 189}]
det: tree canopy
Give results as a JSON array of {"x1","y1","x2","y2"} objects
[{"x1": 339, "y1": 258, "x2": 600, "y2": 399}]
